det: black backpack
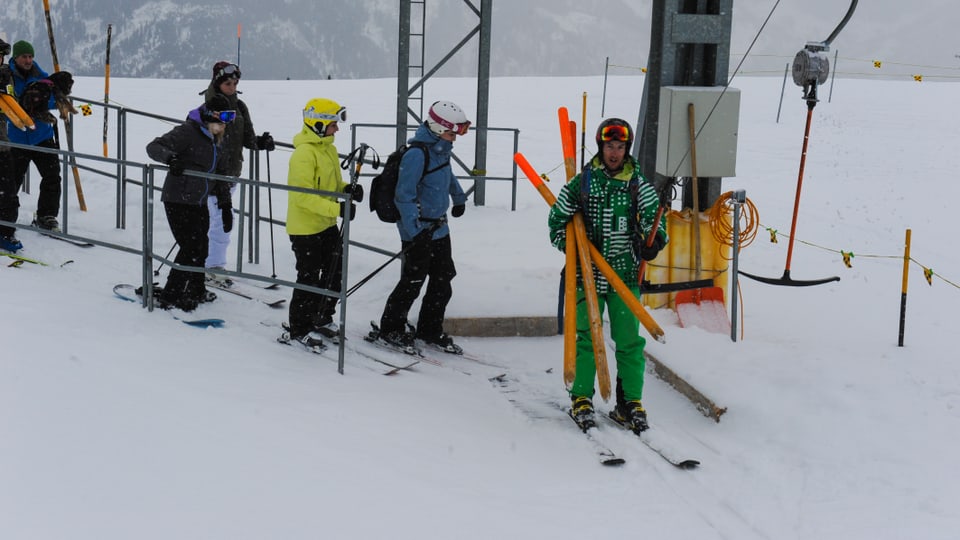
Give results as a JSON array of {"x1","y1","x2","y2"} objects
[{"x1": 369, "y1": 141, "x2": 446, "y2": 223}]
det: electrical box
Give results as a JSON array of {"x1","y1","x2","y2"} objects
[{"x1": 655, "y1": 86, "x2": 740, "y2": 178}]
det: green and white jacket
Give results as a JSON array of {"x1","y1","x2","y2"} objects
[{"x1": 547, "y1": 154, "x2": 667, "y2": 293}]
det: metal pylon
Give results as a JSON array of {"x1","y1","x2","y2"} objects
[
  {"x1": 635, "y1": 0, "x2": 733, "y2": 211},
  {"x1": 396, "y1": 0, "x2": 493, "y2": 205}
]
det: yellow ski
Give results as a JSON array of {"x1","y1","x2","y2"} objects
[{"x1": 0, "y1": 93, "x2": 35, "y2": 131}]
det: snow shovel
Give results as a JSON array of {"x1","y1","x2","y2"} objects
[{"x1": 675, "y1": 103, "x2": 729, "y2": 333}]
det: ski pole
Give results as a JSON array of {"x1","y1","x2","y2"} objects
[
  {"x1": 154, "y1": 242, "x2": 177, "y2": 276},
  {"x1": 43, "y1": 0, "x2": 87, "y2": 211},
  {"x1": 264, "y1": 149, "x2": 277, "y2": 279},
  {"x1": 344, "y1": 219, "x2": 440, "y2": 298},
  {"x1": 324, "y1": 144, "x2": 373, "y2": 296},
  {"x1": 103, "y1": 24, "x2": 112, "y2": 157},
  {"x1": 344, "y1": 244, "x2": 410, "y2": 298},
  {"x1": 637, "y1": 181, "x2": 674, "y2": 284}
]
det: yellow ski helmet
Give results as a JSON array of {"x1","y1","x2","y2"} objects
[{"x1": 303, "y1": 98, "x2": 347, "y2": 136}]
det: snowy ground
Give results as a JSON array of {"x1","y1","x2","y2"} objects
[{"x1": 2, "y1": 72, "x2": 958, "y2": 539}]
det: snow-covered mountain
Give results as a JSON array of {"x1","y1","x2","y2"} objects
[
  {"x1": 3, "y1": 71, "x2": 960, "y2": 538},
  {"x1": 2, "y1": 0, "x2": 958, "y2": 81}
]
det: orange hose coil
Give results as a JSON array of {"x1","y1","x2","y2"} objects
[{"x1": 707, "y1": 191, "x2": 759, "y2": 258}]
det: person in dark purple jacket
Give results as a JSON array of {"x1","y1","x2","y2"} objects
[{"x1": 146, "y1": 94, "x2": 235, "y2": 311}]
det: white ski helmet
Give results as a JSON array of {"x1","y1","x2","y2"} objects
[{"x1": 426, "y1": 100, "x2": 471, "y2": 136}]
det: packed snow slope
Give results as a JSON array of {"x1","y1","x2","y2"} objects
[{"x1": 2, "y1": 74, "x2": 958, "y2": 539}]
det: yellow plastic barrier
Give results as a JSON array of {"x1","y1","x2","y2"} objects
[{"x1": 643, "y1": 209, "x2": 730, "y2": 309}]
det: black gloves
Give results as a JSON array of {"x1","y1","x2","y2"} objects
[
  {"x1": 340, "y1": 201, "x2": 356, "y2": 221},
  {"x1": 638, "y1": 232, "x2": 666, "y2": 262},
  {"x1": 343, "y1": 183, "x2": 364, "y2": 203},
  {"x1": 256, "y1": 132, "x2": 275, "y2": 152},
  {"x1": 221, "y1": 206, "x2": 233, "y2": 233},
  {"x1": 167, "y1": 155, "x2": 185, "y2": 176},
  {"x1": 215, "y1": 183, "x2": 233, "y2": 233},
  {"x1": 451, "y1": 204, "x2": 465, "y2": 218},
  {"x1": 48, "y1": 71, "x2": 74, "y2": 96}
]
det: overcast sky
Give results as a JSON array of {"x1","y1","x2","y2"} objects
[{"x1": 728, "y1": 0, "x2": 959, "y2": 80}]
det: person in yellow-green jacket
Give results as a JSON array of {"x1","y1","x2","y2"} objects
[{"x1": 281, "y1": 97, "x2": 360, "y2": 351}]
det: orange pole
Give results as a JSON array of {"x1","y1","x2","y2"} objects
[
  {"x1": 562, "y1": 222, "x2": 578, "y2": 386},
  {"x1": 559, "y1": 107, "x2": 609, "y2": 399},
  {"x1": 572, "y1": 212, "x2": 611, "y2": 401}
]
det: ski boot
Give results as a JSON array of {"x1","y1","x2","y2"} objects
[
  {"x1": 366, "y1": 322, "x2": 419, "y2": 356},
  {"x1": 278, "y1": 330, "x2": 326, "y2": 354},
  {"x1": 416, "y1": 332, "x2": 463, "y2": 355},
  {"x1": 610, "y1": 400, "x2": 649, "y2": 434},
  {"x1": 32, "y1": 214, "x2": 60, "y2": 232},
  {"x1": 569, "y1": 396, "x2": 596, "y2": 431},
  {"x1": 0, "y1": 234, "x2": 24, "y2": 253},
  {"x1": 205, "y1": 267, "x2": 235, "y2": 288}
]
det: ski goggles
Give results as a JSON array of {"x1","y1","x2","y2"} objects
[
  {"x1": 304, "y1": 106, "x2": 347, "y2": 124},
  {"x1": 428, "y1": 109, "x2": 471, "y2": 135},
  {"x1": 209, "y1": 110, "x2": 237, "y2": 123},
  {"x1": 599, "y1": 123, "x2": 631, "y2": 142},
  {"x1": 215, "y1": 63, "x2": 241, "y2": 80}
]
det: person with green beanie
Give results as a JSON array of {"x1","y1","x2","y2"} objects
[
  {"x1": 0, "y1": 37, "x2": 17, "y2": 253},
  {"x1": 11, "y1": 41, "x2": 34, "y2": 59},
  {"x1": 1, "y1": 38, "x2": 73, "y2": 246}
]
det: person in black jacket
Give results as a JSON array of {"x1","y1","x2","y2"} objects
[
  {"x1": 200, "y1": 62, "x2": 274, "y2": 285},
  {"x1": 146, "y1": 94, "x2": 235, "y2": 311}
]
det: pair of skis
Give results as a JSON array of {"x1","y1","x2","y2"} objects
[
  {"x1": 564, "y1": 402, "x2": 699, "y2": 469},
  {"x1": 490, "y1": 374, "x2": 698, "y2": 469},
  {"x1": 113, "y1": 284, "x2": 225, "y2": 328},
  {"x1": 274, "y1": 321, "x2": 422, "y2": 376},
  {"x1": 35, "y1": 229, "x2": 94, "y2": 248},
  {"x1": 3, "y1": 250, "x2": 45, "y2": 266},
  {"x1": 0, "y1": 93, "x2": 34, "y2": 131},
  {"x1": 2, "y1": 250, "x2": 74, "y2": 267},
  {"x1": 577, "y1": 409, "x2": 700, "y2": 470},
  {"x1": 204, "y1": 278, "x2": 286, "y2": 309},
  {"x1": 363, "y1": 321, "x2": 503, "y2": 370}
]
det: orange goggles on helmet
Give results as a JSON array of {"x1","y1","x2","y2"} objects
[{"x1": 599, "y1": 124, "x2": 630, "y2": 142}]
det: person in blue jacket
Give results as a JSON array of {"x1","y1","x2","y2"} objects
[
  {"x1": 0, "y1": 37, "x2": 16, "y2": 252},
  {"x1": 375, "y1": 100, "x2": 470, "y2": 354},
  {"x1": 0, "y1": 40, "x2": 74, "y2": 249}
]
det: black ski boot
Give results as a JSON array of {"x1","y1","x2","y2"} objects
[
  {"x1": 569, "y1": 396, "x2": 596, "y2": 431},
  {"x1": 366, "y1": 322, "x2": 419, "y2": 356},
  {"x1": 278, "y1": 331, "x2": 326, "y2": 354},
  {"x1": 416, "y1": 332, "x2": 463, "y2": 355},
  {"x1": 610, "y1": 400, "x2": 649, "y2": 434}
]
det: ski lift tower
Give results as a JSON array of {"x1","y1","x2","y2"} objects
[
  {"x1": 634, "y1": 0, "x2": 734, "y2": 211},
  {"x1": 396, "y1": 0, "x2": 494, "y2": 205}
]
